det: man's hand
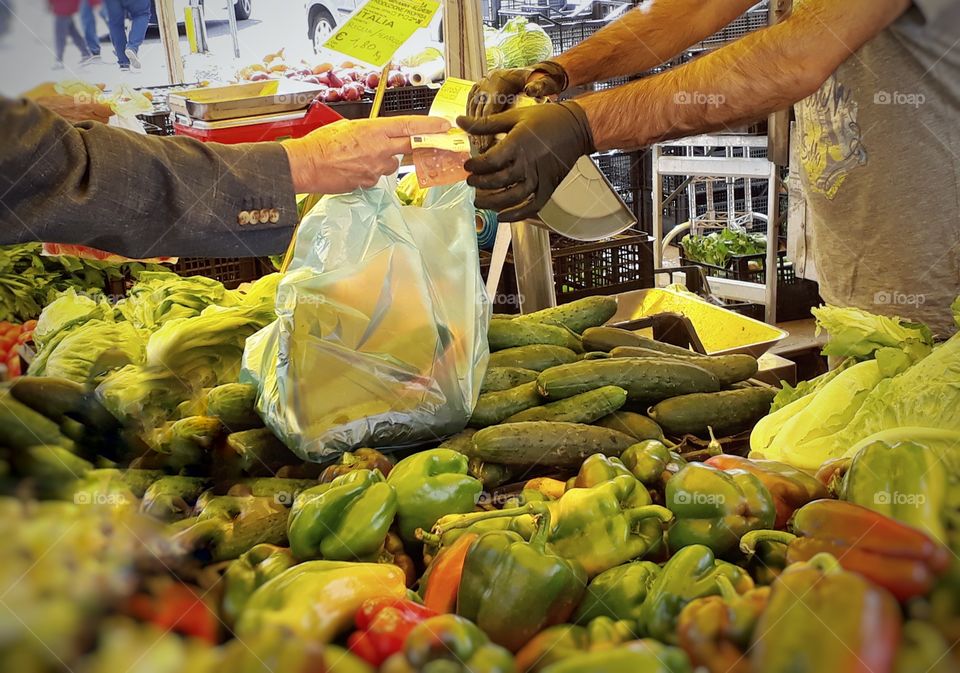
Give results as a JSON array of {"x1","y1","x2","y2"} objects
[
  {"x1": 467, "y1": 61, "x2": 570, "y2": 118},
  {"x1": 23, "y1": 83, "x2": 112, "y2": 124},
  {"x1": 458, "y1": 101, "x2": 594, "y2": 222},
  {"x1": 282, "y1": 115, "x2": 451, "y2": 195}
]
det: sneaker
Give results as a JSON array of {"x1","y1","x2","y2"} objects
[
  {"x1": 125, "y1": 48, "x2": 140, "y2": 69},
  {"x1": 53, "y1": 61, "x2": 64, "y2": 70},
  {"x1": 119, "y1": 63, "x2": 130, "y2": 72},
  {"x1": 79, "y1": 54, "x2": 96, "y2": 67}
]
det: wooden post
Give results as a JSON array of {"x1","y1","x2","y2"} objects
[{"x1": 155, "y1": 0, "x2": 185, "y2": 85}]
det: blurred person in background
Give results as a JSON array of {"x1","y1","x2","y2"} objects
[
  {"x1": 0, "y1": 1, "x2": 12, "y2": 40},
  {"x1": 49, "y1": 0, "x2": 94, "y2": 69},
  {"x1": 104, "y1": 0, "x2": 149, "y2": 71},
  {"x1": 79, "y1": 0, "x2": 105, "y2": 61}
]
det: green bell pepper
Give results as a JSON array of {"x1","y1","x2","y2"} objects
[
  {"x1": 387, "y1": 449, "x2": 482, "y2": 543},
  {"x1": 515, "y1": 617, "x2": 635, "y2": 673},
  {"x1": 665, "y1": 462, "x2": 775, "y2": 556},
  {"x1": 168, "y1": 494, "x2": 288, "y2": 562},
  {"x1": 621, "y1": 440, "x2": 687, "y2": 490},
  {"x1": 571, "y1": 453, "x2": 635, "y2": 488},
  {"x1": 639, "y1": 544, "x2": 755, "y2": 644},
  {"x1": 222, "y1": 622, "x2": 375, "y2": 673},
  {"x1": 841, "y1": 440, "x2": 948, "y2": 544},
  {"x1": 386, "y1": 614, "x2": 517, "y2": 673},
  {"x1": 538, "y1": 639, "x2": 692, "y2": 673},
  {"x1": 288, "y1": 469, "x2": 396, "y2": 561},
  {"x1": 573, "y1": 560, "x2": 660, "y2": 626},
  {"x1": 221, "y1": 543, "x2": 296, "y2": 626},
  {"x1": 457, "y1": 510, "x2": 587, "y2": 652},
  {"x1": 542, "y1": 475, "x2": 672, "y2": 576},
  {"x1": 235, "y1": 560, "x2": 407, "y2": 643}
]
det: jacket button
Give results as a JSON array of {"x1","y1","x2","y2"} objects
[
  {"x1": 268, "y1": 208, "x2": 280, "y2": 224},
  {"x1": 238, "y1": 210, "x2": 251, "y2": 225},
  {"x1": 259, "y1": 209, "x2": 271, "y2": 224}
]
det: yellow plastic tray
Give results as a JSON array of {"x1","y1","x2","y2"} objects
[{"x1": 609, "y1": 288, "x2": 787, "y2": 357}]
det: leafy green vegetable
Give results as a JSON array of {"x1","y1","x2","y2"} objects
[
  {"x1": 770, "y1": 358, "x2": 854, "y2": 412},
  {"x1": 33, "y1": 289, "x2": 116, "y2": 350},
  {"x1": 33, "y1": 320, "x2": 145, "y2": 382},
  {"x1": 495, "y1": 17, "x2": 553, "y2": 68},
  {"x1": 680, "y1": 229, "x2": 766, "y2": 268},
  {"x1": 812, "y1": 305, "x2": 933, "y2": 362},
  {"x1": 116, "y1": 271, "x2": 235, "y2": 330}
]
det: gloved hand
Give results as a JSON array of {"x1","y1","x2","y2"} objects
[
  {"x1": 467, "y1": 61, "x2": 570, "y2": 118},
  {"x1": 458, "y1": 101, "x2": 595, "y2": 222}
]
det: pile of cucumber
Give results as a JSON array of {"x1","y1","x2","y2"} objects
[{"x1": 464, "y1": 297, "x2": 775, "y2": 468}]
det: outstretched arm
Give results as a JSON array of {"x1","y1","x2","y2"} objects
[
  {"x1": 579, "y1": 0, "x2": 911, "y2": 150},
  {"x1": 555, "y1": 0, "x2": 758, "y2": 87}
]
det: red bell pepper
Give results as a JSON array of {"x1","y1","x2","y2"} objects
[
  {"x1": 704, "y1": 455, "x2": 828, "y2": 528},
  {"x1": 420, "y1": 532, "x2": 479, "y2": 613},
  {"x1": 125, "y1": 581, "x2": 219, "y2": 643},
  {"x1": 741, "y1": 499, "x2": 951, "y2": 602},
  {"x1": 347, "y1": 597, "x2": 437, "y2": 666},
  {"x1": 750, "y1": 552, "x2": 901, "y2": 673}
]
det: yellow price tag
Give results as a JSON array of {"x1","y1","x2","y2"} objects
[
  {"x1": 322, "y1": 0, "x2": 440, "y2": 68},
  {"x1": 428, "y1": 77, "x2": 474, "y2": 123}
]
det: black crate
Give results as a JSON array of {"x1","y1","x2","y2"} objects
[
  {"x1": 381, "y1": 85, "x2": 439, "y2": 115},
  {"x1": 137, "y1": 107, "x2": 174, "y2": 136},
  {"x1": 695, "y1": 3, "x2": 768, "y2": 49},
  {"x1": 552, "y1": 233, "x2": 654, "y2": 302},
  {"x1": 166, "y1": 257, "x2": 272, "y2": 289},
  {"x1": 593, "y1": 150, "x2": 641, "y2": 218}
]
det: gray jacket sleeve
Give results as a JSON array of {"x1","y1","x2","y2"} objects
[{"x1": 0, "y1": 97, "x2": 299, "y2": 258}]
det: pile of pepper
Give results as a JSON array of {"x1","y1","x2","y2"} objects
[{"x1": 2, "y1": 370, "x2": 959, "y2": 673}]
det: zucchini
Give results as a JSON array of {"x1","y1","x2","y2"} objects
[
  {"x1": 0, "y1": 391, "x2": 74, "y2": 451},
  {"x1": 469, "y1": 421, "x2": 636, "y2": 468},
  {"x1": 207, "y1": 383, "x2": 262, "y2": 430},
  {"x1": 594, "y1": 411, "x2": 665, "y2": 442},
  {"x1": 488, "y1": 344, "x2": 578, "y2": 371},
  {"x1": 516, "y1": 296, "x2": 618, "y2": 334},
  {"x1": 488, "y1": 320, "x2": 583, "y2": 352},
  {"x1": 537, "y1": 358, "x2": 721, "y2": 404},
  {"x1": 469, "y1": 382, "x2": 543, "y2": 428},
  {"x1": 504, "y1": 385, "x2": 627, "y2": 424},
  {"x1": 609, "y1": 347, "x2": 758, "y2": 386},
  {"x1": 649, "y1": 387, "x2": 776, "y2": 438},
  {"x1": 582, "y1": 327, "x2": 704, "y2": 357},
  {"x1": 480, "y1": 367, "x2": 540, "y2": 394}
]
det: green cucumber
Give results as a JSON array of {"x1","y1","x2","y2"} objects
[
  {"x1": 578, "y1": 352, "x2": 611, "y2": 361},
  {"x1": 488, "y1": 320, "x2": 583, "y2": 352},
  {"x1": 504, "y1": 386, "x2": 627, "y2": 424},
  {"x1": 438, "y1": 428, "x2": 477, "y2": 452},
  {"x1": 9, "y1": 376, "x2": 117, "y2": 431},
  {"x1": 537, "y1": 358, "x2": 721, "y2": 404},
  {"x1": 609, "y1": 347, "x2": 758, "y2": 386},
  {"x1": 649, "y1": 387, "x2": 777, "y2": 438},
  {"x1": 480, "y1": 367, "x2": 540, "y2": 394},
  {"x1": 516, "y1": 296, "x2": 618, "y2": 334},
  {"x1": 469, "y1": 382, "x2": 543, "y2": 428},
  {"x1": 469, "y1": 421, "x2": 636, "y2": 467},
  {"x1": 488, "y1": 344, "x2": 578, "y2": 371},
  {"x1": 594, "y1": 411, "x2": 665, "y2": 442},
  {"x1": 0, "y1": 391, "x2": 74, "y2": 451},
  {"x1": 582, "y1": 327, "x2": 704, "y2": 357}
]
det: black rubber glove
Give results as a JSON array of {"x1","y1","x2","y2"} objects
[
  {"x1": 458, "y1": 100, "x2": 595, "y2": 223},
  {"x1": 467, "y1": 61, "x2": 570, "y2": 119}
]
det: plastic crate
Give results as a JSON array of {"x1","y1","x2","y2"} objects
[
  {"x1": 166, "y1": 257, "x2": 270, "y2": 289},
  {"x1": 593, "y1": 150, "x2": 641, "y2": 217},
  {"x1": 695, "y1": 2, "x2": 768, "y2": 49},
  {"x1": 382, "y1": 85, "x2": 440, "y2": 115},
  {"x1": 137, "y1": 107, "x2": 174, "y2": 136},
  {"x1": 551, "y1": 233, "x2": 654, "y2": 302}
]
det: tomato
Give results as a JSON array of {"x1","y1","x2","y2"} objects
[
  {"x1": 22, "y1": 320, "x2": 37, "y2": 331},
  {"x1": 0, "y1": 336, "x2": 15, "y2": 353},
  {"x1": 17, "y1": 331, "x2": 32, "y2": 345},
  {"x1": 6, "y1": 352, "x2": 20, "y2": 378}
]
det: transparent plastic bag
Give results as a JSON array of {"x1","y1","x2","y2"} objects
[{"x1": 242, "y1": 179, "x2": 490, "y2": 461}]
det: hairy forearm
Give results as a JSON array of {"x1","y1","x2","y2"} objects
[
  {"x1": 556, "y1": 0, "x2": 757, "y2": 87},
  {"x1": 578, "y1": 0, "x2": 911, "y2": 150}
]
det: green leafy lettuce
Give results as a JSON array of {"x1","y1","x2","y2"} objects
[{"x1": 812, "y1": 305, "x2": 933, "y2": 362}]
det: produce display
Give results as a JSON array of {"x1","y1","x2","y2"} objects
[
  {"x1": 680, "y1": 228, "x2": 767, "y2": 268},
  {"x1": 1, "y1": 279, "x2": 959, "y2": 673}
]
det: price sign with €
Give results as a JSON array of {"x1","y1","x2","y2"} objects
[{"x1": 322, "y1": 0, "x2": 440, "y2": 67}]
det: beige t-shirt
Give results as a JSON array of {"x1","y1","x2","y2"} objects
[{"x1": 794, "y1": 0, "x2": 960, "y2": 336}]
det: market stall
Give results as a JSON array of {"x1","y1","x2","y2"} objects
[{"x1": 2, "y1": 0, "x2": 959, "y2": 672}]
